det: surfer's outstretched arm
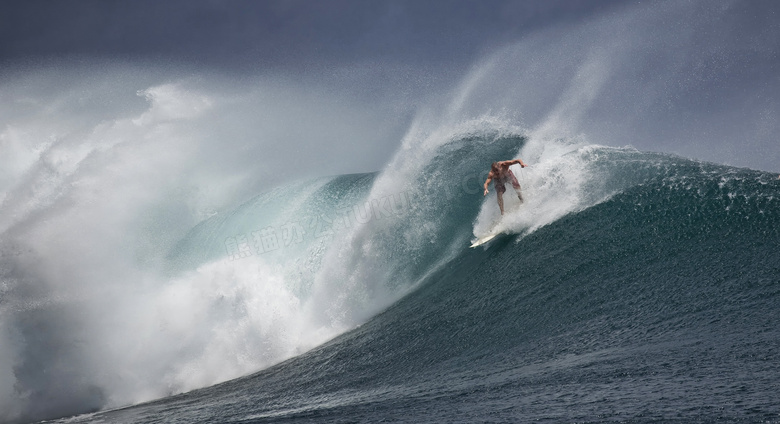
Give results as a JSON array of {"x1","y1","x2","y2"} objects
[
  {"x1": 483, "y1": 175, "x2": 493, "y2": 196},
  {"x1": 500, "y1": 159, "x2": 527, "y2": 168}
]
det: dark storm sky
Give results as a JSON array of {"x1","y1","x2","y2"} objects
[
  {"x1": 0, "y1": 0, "x2": 630, "y2": 70},
  {"x1": 2, "y1": 0, "x2": 779, "y2": 172}
]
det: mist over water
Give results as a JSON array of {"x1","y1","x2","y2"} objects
[
  {"x1": 0, "y1": 65, "x2": 415, "y2": 422},
  {"x1": 1, "y1": 1, "x2": 778, "y2": 422}
]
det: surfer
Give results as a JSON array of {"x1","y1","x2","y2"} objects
[{"x1": 483, "y1": 159, "x2": 527, "y2": 215}]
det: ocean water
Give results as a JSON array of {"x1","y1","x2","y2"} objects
[{"x1": 30, "y1": 131, "x2": 780, "y2": 423}]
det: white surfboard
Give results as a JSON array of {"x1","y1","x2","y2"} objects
[{"x1": 469, "y1": 231, "x2": 501, "y2": 248}]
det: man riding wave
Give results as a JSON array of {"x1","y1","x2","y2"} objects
[{"x1": 483, "y1": 159, "x2": 527, "y2": 215}]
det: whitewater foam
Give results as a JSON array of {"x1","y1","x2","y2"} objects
[{"x1": 0, "y1": 68, "x2": 412, "y2": 423}]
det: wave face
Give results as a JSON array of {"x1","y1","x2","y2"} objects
[{"x1": 36, "y1": 129, "x2": 780, "y2": 423}]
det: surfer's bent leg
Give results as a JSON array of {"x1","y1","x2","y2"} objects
[
  {"x1": 508, "y1": 170, "x2": 523, "y2": 203},
  {"x1": 495, "y1": 182, "x2": 506, "y2": 214}
]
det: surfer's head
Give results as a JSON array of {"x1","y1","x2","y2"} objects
[{"x1": 491, "y1": 162, "x2": 500, "y2": 173}]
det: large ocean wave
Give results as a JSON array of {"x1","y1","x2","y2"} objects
[
  {"x1": 5, "y1": 101, "x2": 778, "y2": 422},
  {"x1": 31, "y1": 135, "x2": 780, "y2": 423}
]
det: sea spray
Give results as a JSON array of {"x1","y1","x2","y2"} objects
[{"x1": 0, "y1": 70, "x2": 406, "y2": 423}]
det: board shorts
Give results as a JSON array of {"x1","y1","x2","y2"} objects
[{"x1": 494, "y1": 169, "x2": 520, "y2": 194}]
